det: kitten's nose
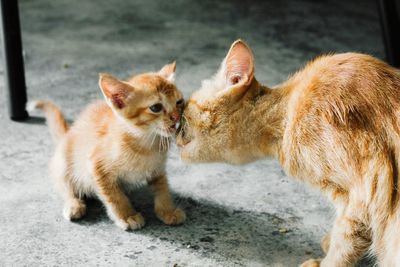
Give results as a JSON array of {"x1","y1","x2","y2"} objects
[{"x1": 170, "y1": 111, "x2": 180, "y2": 123}]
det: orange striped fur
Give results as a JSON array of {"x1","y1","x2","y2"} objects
[
  {"x1": 32, "y1": 62, "x2": 185, "y2": 230},
  {"x1": 177, "y1": 40, "x2": 400, "y2": 266}
]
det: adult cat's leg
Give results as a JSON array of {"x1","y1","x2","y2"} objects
[
  {"x1": 301, "y1": 209, "x2": 370, "y2": 267},
  {"x1": 148, "y1": 174, "x2": 186, "y2": 225},
  {"x1": 93, "y1": 170, "x2": 144, "y2": 230},
  {"x1": 50, "y1": 151, "x2": 86, "y2": 220}
]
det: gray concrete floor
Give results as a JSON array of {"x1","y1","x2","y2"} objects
[{"x1": 0, "y1": 0, "x2": 384, "y2": 266}]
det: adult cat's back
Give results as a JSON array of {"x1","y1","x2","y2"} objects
[
  {"x1": 281, "y1": 53, "x2": 400, "y2": 190},
  {"x1": 284, "y1": 53, "x2": 400, "y2": 127},
  {"x1": 179, "y1": 40, "x2": 400, "y2": 265}
]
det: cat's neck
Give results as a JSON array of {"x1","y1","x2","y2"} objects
[{"x1": 244, "y1": 80, "x2": 289, "y2": 159}]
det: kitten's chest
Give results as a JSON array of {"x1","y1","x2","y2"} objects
[{"x1": 118, "y1": 151, "x2": 167, "y2": 182}]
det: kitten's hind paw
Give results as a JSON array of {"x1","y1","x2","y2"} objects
[
  {"x1": 117, "y1": 213, "x2": 145, "y2": 231},
  {"x1": 157, "y1": 208, "x2": 186, "y2": 225},
  {"x1": 300, "y1": 259, "x2": 321, "y2": 267},
  {"x1": 63, "y1": 200, "x2": 87, "y2": 221}
]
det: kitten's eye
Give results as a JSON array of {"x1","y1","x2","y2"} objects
[
  {"x1": 149, "y1": 103, "x2": 163, "y2": 113},
  {"x1": 176, "y1": 99, "x2": 184, "y2": 105}
]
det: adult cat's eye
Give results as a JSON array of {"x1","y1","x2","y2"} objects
[
  {"x1": 149, "y1": 103, "x2": 163, "y2": 113},
  {"x1": 176, "y1": 99, "x2": 184, "y2": 105}
]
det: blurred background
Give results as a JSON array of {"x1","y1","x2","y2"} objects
[{"x1": 0, "y1": 0, "x2": 392, "y2": 266}]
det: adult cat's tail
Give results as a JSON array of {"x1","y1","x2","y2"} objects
[{"x1": 28, "y1": 100, "x2": 69, "y2": 142}]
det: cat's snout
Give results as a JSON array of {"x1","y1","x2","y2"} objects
[
  {"x1": 176, "y1": 122, "x2": 192, "y2": 148},
  {"x1": 176, "y1": 134, "x2": 190, "y2": 147}
]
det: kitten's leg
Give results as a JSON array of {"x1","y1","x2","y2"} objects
[
  {"x1": 301, "y1": 212, "x2": 370, "y2": 267},
  {"x1": 148, "y1": 174, "x2": 186, "y2": 225},
  {"x1": 50, "y1": 153, "x2": 86, "y2": 220},
  {"x1": 321, "y1": 233, "x2": 331, "y2": 254},
  {"x1": 93, "y1": 172, "x2": 144, "y2": 230},
  {"x1": 62, "y1": 182, "x2": 87, "y2": 221}
]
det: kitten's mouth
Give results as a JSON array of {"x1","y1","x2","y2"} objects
[{"x1": 167, "y1": 124, "x2": 177, "y2": 133}]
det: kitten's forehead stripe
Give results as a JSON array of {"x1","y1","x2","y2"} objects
[{"x1": 158, "y1": 83, "x2": 176, "y2": 96}]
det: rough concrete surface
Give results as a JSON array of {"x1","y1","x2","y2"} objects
[{"x1": 0, "y1": 0, "x2": 384, "y2": 266}]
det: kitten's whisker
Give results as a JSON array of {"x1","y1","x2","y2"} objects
[
  {"x1": 150, "y1": 130, "x2": 158, "y2": 148},
  {"x1": 158, "y1": 129, "x2": 164, "y2": 153},
  {"x1": 162, "y1": 134, "x2": 166, "y2": 152}
]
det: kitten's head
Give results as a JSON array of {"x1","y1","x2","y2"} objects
[
  {"x1": 177, "y1": 40, "x2": 257, "y2": 163},
  {"x1": 99, "y1": 62, "x2": 184, "y2": 137}
]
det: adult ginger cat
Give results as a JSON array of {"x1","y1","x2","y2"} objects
[
  {"x1": 31, "y1": 62, "x2": 186, "y2": 230},
  {"x1": 177, "y1": 40, "x2": 400, "y2": 266}
]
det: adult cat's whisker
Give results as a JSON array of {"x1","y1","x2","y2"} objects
[{"x1": 181, "y1": 39, "x2": 400, "y2": 265}]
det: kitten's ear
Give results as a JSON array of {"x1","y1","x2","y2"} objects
[
  {"x1": 98, "y1": 73, "x2": 130, "y2": 109},
  {"x1": 223, "y1": 40, "x2": 254, "y2": 88},
  {"x1": 158, "y1": 61, "x2": 176, "y2": 82}
]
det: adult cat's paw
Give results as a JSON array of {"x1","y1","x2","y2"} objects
[
  {"x1": 117, "y1": 213, "x2": 145, "y2": 231},
  {"x1": 156, "y1": 208, "x2": 186, "y2": 225},
  {"x1": 63, "y1": 200, "x2": 87, "y2": 220},
  {"x1": 300, "y1": 259, "x2": 321, "y2": 267}
]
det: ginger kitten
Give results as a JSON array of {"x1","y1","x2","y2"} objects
[
  {"x1": 178, "y1": 40, "x2": 400, "y2": 266},
  {"x1": 31, "y1": 62, "x2": 186, "y2": 230}
]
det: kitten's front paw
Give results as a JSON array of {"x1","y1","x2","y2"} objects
[
  {"x1": 300, "y1": 259, "x2": 321, "y2": 267},
  {"x1": 156, "y1": 208, "x2": 186, "y2": 225},
  {"x1": 117, "y1": 213, "x2": 145, "y2": 231},
  {"x1": 63, "y1": 200, "x2": 87, "y2": 221}
]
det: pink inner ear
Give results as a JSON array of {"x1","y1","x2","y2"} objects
[
  {"x1": 225, "y1": 41, "x2": 254, "y2": 86},
  {"x1": 100, "y1": 75, "x2": 129, "y2": 109},
  {"x1": 111, "y1": 90, "x2": 128, "y2": 109}
]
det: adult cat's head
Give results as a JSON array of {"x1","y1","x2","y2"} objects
[
  {"x1": 177, "y1": 40, "x2": 282, "y2": 164},
  {"x1": 99, "y1": 62, "x2": 184, "y2": 138}
]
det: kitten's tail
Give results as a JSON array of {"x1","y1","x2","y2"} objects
[{"x1": 27, "y1": 100, "x2": 69, "y2": 143}]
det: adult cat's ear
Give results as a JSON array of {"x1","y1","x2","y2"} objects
[
  {"x1": 98, "y1": 73, "x2": 131, "y2": 109},
  {"x1": 223, "y1": 39, "x2": 254, "y2": 89},
  {"x1": 158, "y1": 61, "x2": 176, "y2": 82}
]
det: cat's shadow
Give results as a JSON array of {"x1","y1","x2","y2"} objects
[
  {"x1": 26, "y1": 115, "x2": 373, "y2": 265},
  {"x1": 75, "y1": 189, "x2": 374, "y2": 267}
]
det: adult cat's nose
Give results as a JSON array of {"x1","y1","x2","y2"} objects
[{"x1": 170, "y1": 111, "x2": 180, "y2": 123}]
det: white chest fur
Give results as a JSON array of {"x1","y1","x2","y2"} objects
[{"x1": 117, "y1": 151, "x2": 167, "y2": 183}]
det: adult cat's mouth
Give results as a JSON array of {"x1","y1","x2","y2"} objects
[
  {"x1": 176, "y1": 113, "x2": 193, "y2": 149},
  {"x1": 177, "y1": 138, "x2": 191, "y2": 148},
  {"x1": 176, "y1": 128, "x2": 192, "y2": 148}
]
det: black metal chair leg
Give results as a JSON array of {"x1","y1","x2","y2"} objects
[
  {"x1": 0, "y1": 0, "x2": 28, "y2": 121},
  {"x1": 377, "y1": 0, "x2": 400, "y2": 68}
]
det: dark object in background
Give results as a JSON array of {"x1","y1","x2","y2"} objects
[
  {"x1": 0, "y1": 0, "x2": 28, "y2": 121},
  {"x1": 378, "y1": 0, "x2": 400, "y2": 67},
  {"x1": 0, "y1": 0, "x2": 399, "y2": 121}
]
